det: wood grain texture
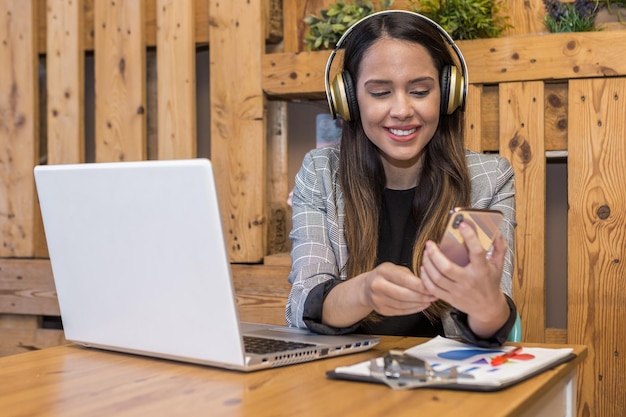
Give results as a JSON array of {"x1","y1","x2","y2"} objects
[
  {"x1": 94, "y1": 0, "x2": 146, "y2": 162},
  {"x1": 0, "y1": 258, "x2": 63, "y2": 357},
  {"x1": 36, "y1": 0, "x2": 211, "y2": 52},
  {"x1": 266, "y1": 101, "x2": 291, "y2": 255},
  {"x1": 501, "y1": 0, "x2": 547, "y2": 36},
  {"x1": 0, "y1": 258, "x2": 58, "y2": 316},
  {"x1": 231, "y1": 263, "x2": 291, "y2": 325},
  {"x1": 46, "y1": 0, "x2": 84, "y2": 164},
  {"x1": 0, "y1": 327, "x2": 66, "y2": 357},
  {"x1": 262, "y1": 31, "x2": 626, "y2": 97},
  {"x1": 498, "y1": 81, "x2": 546, "y2": 343},
  {"x1": 0, "y1": 338, "x2": 587, "y2": 417},
  {"x1": 209, "y1": 0, "x2": 266, "y2": 262},
  {"x1": 463, "y1": 84, "x2": 483, "y2": 152},
  {"x1": 0, "y1": 1, "x2": 38, "y2": 257},
  {"x1": 568, "y1": 77, "x2": 626, "y2": 417},
  {"x1": 156, "y1": 0, "x2": 196, "y2": 159}
]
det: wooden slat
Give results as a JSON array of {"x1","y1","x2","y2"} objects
[
  {"x1": 231, "y1": 264, "x2": 291, "y2": 325},
  {"x1": 498, "y1": 82, "x2": 546, "y2": 343},
  {"x1": 0, "y1": 328, "x2": 66, "y2": 357},
  {"x1": 210, "y1": 0, "x2": 266, "y2": 262},
  {"x1": 501, "y1": 0, "x2": 546, "y2": 36},
  {"x1": 262, "y1": 31, "x2": 626, "y2": 98},
  {"x1": 545, "y1": 328, "x2": 567, "y2": 344},
  {"x1": 156, "y1": 0, "x2": 196, "y2": 159},
  {"x1": 0, "y1": 1, "x2": 38, "y2": 258},
  {"x1": 266, "y1": 101, "x2": 291, "y2": 255},
  {"x1": 0, "y1": 258, "x2": 58, "y2": 316},
  {"x1": 544, "y1": 82, "x2": 568, "y2": 151},
  {"x1": 94, "y1": 0, "x2": 147, "y2": 162},
  {"x1": 463, "y1": 84, "x2": 483, "y2": 152},
  {"x1": 479, "y1": 85, "x2": 499, "y2": 151},
  {"x1": 46, "y1": 0, "x2": 85, "y2": 164},
  {"x1": 37, "y1": 0, "x2": 211, "y2": 53},
  {"x1": 568, "y1": 77, "x2": 626, "y2": 417}
]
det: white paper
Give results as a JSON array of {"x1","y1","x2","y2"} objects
[{"x1": 334, "y1": 336, "x2": 573, "y2": 388}]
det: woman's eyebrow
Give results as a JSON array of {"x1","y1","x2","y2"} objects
[{"x1": 363, "y1": 76, "x2": 436, "y2": 87}]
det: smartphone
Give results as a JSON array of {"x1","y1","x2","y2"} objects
[{"x1": 439, "y1": 208, "x2": 504, "y2": 266}]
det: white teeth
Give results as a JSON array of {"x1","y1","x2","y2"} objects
[{"x1": 389, "y1": 127, "x2": 416, "y2": 136}]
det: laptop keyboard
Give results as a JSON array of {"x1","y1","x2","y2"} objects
[{"x1": 243, "y1": 336, "x2": 316, "y2": 354}]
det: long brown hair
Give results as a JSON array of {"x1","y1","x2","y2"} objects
[{"x1": 338, "y1": 12, "x2": 471, "y2": 319}]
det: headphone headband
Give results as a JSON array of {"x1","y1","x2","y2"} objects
[{"x1": 324, "y1": 10, "x2": 469, "y2": 119}]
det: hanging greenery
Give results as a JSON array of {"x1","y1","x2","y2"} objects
[
  {"x1": 407, "y1": 0, "x2": 512, "y2": 40},
  {"x1": 303, "y1": 1, "x2": 394, "y2": 51},
  {"x1": 543, "y1": 0, "x2": 599, "y2": 32}
]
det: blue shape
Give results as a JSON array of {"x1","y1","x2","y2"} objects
[{"x1": 438, "y1": 349, "x2": 501, "y2": 361}]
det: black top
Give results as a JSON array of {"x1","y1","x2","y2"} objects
[{"x1": 356, "y1": 188, "x2": 443, "y2": 337}]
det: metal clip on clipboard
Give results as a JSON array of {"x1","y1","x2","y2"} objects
[{"x1": 368, "y1": 350, "x2": 475, "y2": 390}]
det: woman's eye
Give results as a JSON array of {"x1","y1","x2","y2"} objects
[
  {"x1": 411, "y1": 89, "x2": 430, "y2": 97},
  {"x1": 369, "y1": 91, "x2": 390, "y2": 98}
]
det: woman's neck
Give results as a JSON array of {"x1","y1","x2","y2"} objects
[{"x1": 382, "y1": 155, "x2": 423, "y2": 190}]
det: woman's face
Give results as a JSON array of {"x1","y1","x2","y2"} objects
[{"x1": 356, "y1": 38, "x2": 441, "y2": 184}]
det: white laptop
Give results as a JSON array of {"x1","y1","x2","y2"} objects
[{"x1": 34, "y1": 159, "x2": 379, "y2": 371}]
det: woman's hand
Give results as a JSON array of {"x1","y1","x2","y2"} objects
[
  {"x1": 419, "y1": 221, "x2": 510, "y2": 337},
  {"x1": 322, "y1": 262, "x2": 436, "y2": 328},
  {"x1": 362, "y1": 262, "x2": 437, "y2": 316}
]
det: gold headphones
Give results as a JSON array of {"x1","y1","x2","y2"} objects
[{"x1": 324, "y1": 10, "x2": 468, "y2": 121}]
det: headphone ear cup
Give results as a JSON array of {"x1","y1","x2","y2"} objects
[
  {"x1": 440, "y1": 65, "x2": 465, "y2": 115},
  {"x1": 440, "y1": 65, "x2": 451, "y2": 115},
  {"x1": 329, "y1": 71, "x2": 358, "y2": 121}
]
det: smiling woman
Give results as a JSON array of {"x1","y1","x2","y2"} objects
[{"x1": 286, "y1": 10, "x2": 518, "y2": 349}]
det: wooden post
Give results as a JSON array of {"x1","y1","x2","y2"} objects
[
  {"x1": 46, "y1": 0, "x2": 85, "y2": 164},
  {"x1": 0, "y1": 0, "x2": 39, "y2": 258},
  {"x1": 568, "y1": 77, "x2": 626, "y2": 417},
  {"x1": 499, "y1": 81, "x2": 546, "y2": 343},
  {"x1": 209, "y1": 0, "x2": 266, "y2": 262},
  {"x1": 94, "y1": 0, "x2": 146, "y2": 162},
  {"x1": 156, "y1": 0, "x2": 196, "y2": 159}
]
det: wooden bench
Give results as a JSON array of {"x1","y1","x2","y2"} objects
[{"x1": 0, "y1": 259, "x2": 292, "y2": 356}]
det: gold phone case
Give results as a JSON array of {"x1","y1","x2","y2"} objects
[{"x1": 439, "y1": 208, "x2": 504, "y2": 266}]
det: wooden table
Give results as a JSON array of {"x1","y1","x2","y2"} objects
[{"x1": 0, "y1": 337, "x2": 586, "y2": 417}]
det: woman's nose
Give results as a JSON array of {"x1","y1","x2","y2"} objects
[{"x1": 389, "y1": 93, "x2": 412, "y2": 119}]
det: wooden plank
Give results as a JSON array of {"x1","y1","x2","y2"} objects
[
  {"x1": 46, "y1": 0, "x2": 85, "y2": 164},
  {"x1": 0, "y1": 258, "x2": 59, "y2": 316},
  {"x1": 498, "y1": 82, "x2": 546, "y2": 343},
  {"x1": 36, "y1": 0, "x2": 211, "y2": 53},
  {"x1": 0, "y1": 1, "x2": 39, "y2": 258},
  {"x1": 266, "y1": 101, "x2": 290, "y2": 255},
  {"x1": 94, "y1": 0, "x2": 147, "y2": 162},
  {"x1": 544, "y1": 328, "x2": 567, "y2": 344},
  {"x1": 463, "y1": 84, "x2": 483, "y2": 152},
  {"x1": 479, "y1": 85, "x2": 499, "y2": 152},
  {"x1": 0, "y1": 328, "x2": 66, "y2": 357},
  {"x1": 231, "y1": 264, "x2": 292, "y2": 325},
  {"x1": 568, "y1": 77, "x2": 626, "y2": 417},
  {"x1": 501, "y1": 0, "x2": 546, "y2": 36},
  {"x1": 156, "y1": 0, "x2": 196, "y2": 159},
  {"x1": 209, "y1": 0, "x2": 266, "y2": 262},
  {"x1": 544, "y1": 82, "x2": 568, "y2": 152},
  {"x1": 262, "y1": 31, "x2": 626, "y2": 97},
  {"x1": 264, "y1": 0, "x2": 283, "y2": 44}
]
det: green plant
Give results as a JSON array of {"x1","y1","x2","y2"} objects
[
  {"x1": 408, "y1": 0, "x2": 512, "y2": 40},
  {"x1": 543, "y1": 0, "x2": 598, "y2": 32},
  {"x1": 303, "y1": 0, "x2": 394, "y2": 51}
]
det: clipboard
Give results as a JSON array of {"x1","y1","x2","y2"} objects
[{"x1": 327, "y1": 336, "x2": 577, "y2": 391}]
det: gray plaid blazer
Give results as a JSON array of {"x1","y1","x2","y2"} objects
[{"x1": 286, "y1": 146, "x2": 516, "y2": 337}]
